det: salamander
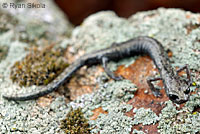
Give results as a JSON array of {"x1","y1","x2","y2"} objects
[{"x1": 3, "y1": 36, "x2": 192, "y2": 104}]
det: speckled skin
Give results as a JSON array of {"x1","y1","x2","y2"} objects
[{"x1": 3, "y1": 36, "x2": 191, "y2": 103}]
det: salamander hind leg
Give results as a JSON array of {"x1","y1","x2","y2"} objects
[
  {"x1": 102, "y1": 57, "x2": 123, "y2": 81},
  {"x1": 147, "y1": 77, "x2": 162, "y2": 97}
]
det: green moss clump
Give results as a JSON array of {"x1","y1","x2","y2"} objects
[
  {"x1": 10, "y1": 46, "x2": 68, "y2": 86},
  {"x1": 0, "y1": 46, "x2": 8, "y2": 62},
  {"x1": 60, "y1": 107, "x2": 92, "y2": 134}
]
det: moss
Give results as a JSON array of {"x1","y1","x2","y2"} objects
[
  {"x1": 60, "y1": 107, "x2": 92, "y2": 134},
  {"x1": 0, "y1": 45, "x2": 8, "y2": 62},
  {"x1": 10, "y1": 45, "x2": 68, "y2": 86}
]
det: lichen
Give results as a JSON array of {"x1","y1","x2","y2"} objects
[
  {"x1": 72, "y1": 9, "x2": 200, "y2": 133},
  {"x1": 184, "y1": 93, "x2": 200, "y2": 112},
  {"x1": 132, "y1": 129, "x2": 145, "y2": 134},
  {"x1": 71, "y1": 11, "x2": 136, "y2": 53},
  {"x1": 68, "y1": 80, "x2": 137, "y2": 134},
  {"x1": 132, "y1": 108, "x2": 159, "y2": 125},
  {"x1": 10, "y1": 46, "x2": 68, "y2": 86},
  {"x1": 158, "y1": 100, "x2": 200, "y2": 133},
  {"x1": 174, "y1": 112, "x2": 200, "y2": 133},
  {"x1": 0, "y1": 7, "x2": 200, "y2": 133},
  {"x1": 17, "y1": 21, "x2": 48, "y2": 43},
  {"x1": 90, "y1": 103, "x2": 134, "y2": 134},
  {"x1": 69, "y1": 80, "x2": 137, "y2": 113},
  {"x1": 60, "y1": 107, "x2": 92, "y2": 134},
  {"x1": 157, "y1": 101, "x2": 178, "y2": 133}
]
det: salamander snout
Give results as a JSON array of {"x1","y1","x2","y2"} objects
[
  {"x1": 168, "y1": 87, "x2": 190, "y2": 104},
  {"x1": 168, "y1": 94, "x2": 189, "y2": 104},
  {"x1": 167, "y1": 78, "x2": 191, "y2": 104}
]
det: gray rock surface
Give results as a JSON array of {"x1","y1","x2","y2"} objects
[{"x1": 0, "y1": 3, "x2": 200, "y2": 134}]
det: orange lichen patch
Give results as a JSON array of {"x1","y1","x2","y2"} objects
[
  {"x1": 68, "y1": 65, "x2": 104, "y2": 100},
  {"x1": 168, "y1": 51, "x2": 173, "y2": 57},
  {"x1": 90, "y1": 107, "x2": 108, "y2": 120},
  {"x1": 37, "y1": 96, "x2": 53, "y2": 107},
  {"x1": 116, "y1": 56, "x2": 168, "y2": 133},
  {"x1": 69, "y1": 84, "x2": 93, "y2": 100},
  {"x1": 186, "y1": 14, "x2": 192, "y2": 19},
  {"x1": 131, "y1": 123, "x2": 159, "y2": 134},
  {"x1": 116, "y1": 56, "x2": 168, "y2": 113}
]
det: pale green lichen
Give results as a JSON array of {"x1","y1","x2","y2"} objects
[
  {"x1": 71, "y1": 11, "x2": 137, "y2": 53},
  {"x1": 132, "y1": 129, "x2": 146, "y2": 134},
  {"x1": 157, "y1": 101, "x2": 178, "y2": 133},
  {"x1": 69, "y1": 8, "x2": 200, "y2": 134},
  {"x1": 17, "y1": 21, "x2": 48, "y2": 43},
  {"x1": 177, "y1": 112, "x2": 200, "y2": 133},
  {"x1": 68, "y1": 80, "x2": 137, "y2": 134},
  {"x1": 133, "y1": 108, "x2": 159, "y2": 125},
  {"x1": 184, "y1": 94, "x2": 200, "y2": 112},
  {"x1": 69, "y1": 80, "x2": 137, "y2": 112},
  {"x1": 0, "y1": 41, "x2": 28, "y2": 77},
  {"x1": 90, "y1": 103, "x2": 134, "y2": 134},
  {"x1": 128, "y1": 8, "x2": 200, "y2": 71},
  {"x1": 158, "y1": 100, "x2": 200, "y2": 133}
]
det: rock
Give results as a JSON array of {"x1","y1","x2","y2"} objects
[{"x1": 0, "y1": 6, "x2": 200, "y2": 134}]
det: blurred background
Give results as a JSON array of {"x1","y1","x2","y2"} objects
[{"x1": 54, "y1": 0, "x2": 200, "y2": 25}]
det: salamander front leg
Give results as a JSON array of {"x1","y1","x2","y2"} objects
[
  {"x1": 176, "y1": 64, "x2": 191, "y2": 85},
  {"x1": 147, "y1": 77, "x2": 162, "y2": 97},
  {"x1": 102, "y1": 57, "x2": 123, "y2": 81}
]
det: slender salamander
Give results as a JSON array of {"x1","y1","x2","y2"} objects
[{"x1": 3, "y1": 36, "x2": 192, "y2": 104}]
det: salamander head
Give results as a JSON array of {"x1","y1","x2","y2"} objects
[{"x1": 167, "y1": 79, "x2": 190, "y2": 104}]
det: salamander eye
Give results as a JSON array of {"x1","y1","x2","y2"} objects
[
  {"x1": 184, "y1": 88, "x2": 190, "y2": 94},
  {"x1": 169, "y1": 94, "x2": 179, "y2": 101}
]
